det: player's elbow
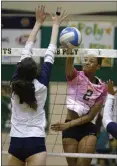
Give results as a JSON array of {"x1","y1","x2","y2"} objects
[
  {"x1": 81, "y1": 115, "x2": 92, "y2": 124},
  {"x1": 88, "y1": 104, "x2": 102, "y2": 122},
  {"x1": 87, "y1": 114, "x2": 94, "y2": 122},
  {"x1": 87, "y1": 112, "x2": 98, "y2": 122}
]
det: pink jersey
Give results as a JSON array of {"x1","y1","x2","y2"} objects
[{"x1": 66, "y1": 68, "x2": 107, "y2": 117}]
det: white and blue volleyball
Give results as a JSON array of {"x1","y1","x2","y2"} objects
[{"x1": 59, "y1": 27, "x2": 82, "y2": 48}]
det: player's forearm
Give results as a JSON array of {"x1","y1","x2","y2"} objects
[
  {"x1": 27, "y1": 22, "x2": 41, "y2": 43},
  {"x1": 44, "y1": 24, "x2": 58, "y2": 64},
  {"x1": 66, "y1": 57, "x2": 74, "y2": 67},
  {"x1": 66, "y1": 57, "x2": 74, "y2": 76},
  {"x1": 50, "y1": 24, "x2": 59, "y2": 45},
  {"x1": 67, "y1": 103, "x2": 102, "y2": 128},
  {"x1": 67, "y1": 115, "x2": 91, "y2": 128},
  {"x1": 20, "y1": 22, "x2": 41, "y2": 61}
]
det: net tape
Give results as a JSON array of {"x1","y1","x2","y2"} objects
[{"x1": 2, "y1": 48, "x2": 117, "y2": 64}]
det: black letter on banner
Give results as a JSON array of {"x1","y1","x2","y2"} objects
[
  {"x1": 8, "y1": 48, "x2": 11, "y2": 54},
  {"x1": 2, "y1": 48, "x2": 7, "y2": 54},
  {"x1": 56, "y1": 49, "x2": 60, "y2": 55}
]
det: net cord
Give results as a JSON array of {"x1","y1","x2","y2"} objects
[
  {"x1": 2, "y1": 151, "x2": 117, "y2": 159},
  {"x1": 2, "y1": 48, "x2": 117, "y2": 58}
]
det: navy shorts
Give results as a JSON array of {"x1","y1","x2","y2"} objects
[
  {"x1": 62, "y1": 120, "x2": 97, "y2": 142},
  {"x1": 8, "y1": 137, "x2": 46, "y2": 162}
]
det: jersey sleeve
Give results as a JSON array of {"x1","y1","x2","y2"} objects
[
  {"x1": 37, "y1": 44, "x2": 56, "y2": 87},
  {"x1": 19, "y1": 41, "x2": 34, "y2": 62},
  {"x1": 11, "y1": 42, "x2": 34, "y2": 81},
  {"x1": 66, "y1": 68, "x2": 79, "y2": 81}
]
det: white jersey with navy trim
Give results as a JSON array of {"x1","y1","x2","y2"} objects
[
  {"x1": 102, "y1": 94, "x2": 115, "y2": 128},
  {"x1": 10, "y1": 42, "x2": 56, "y2": 138},
  {"x1": 102, "y1": 94, "x2": 117, "y2": 139}
]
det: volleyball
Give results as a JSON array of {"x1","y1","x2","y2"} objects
[{"x1": 59, "y1": 27, "x2": 82, "y2": 48}]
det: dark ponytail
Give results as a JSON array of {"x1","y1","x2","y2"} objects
[{"x1": 12, "y1": 80, "x2": 37, "y2": 110}]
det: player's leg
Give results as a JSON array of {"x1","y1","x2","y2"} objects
[
  {"x1": 62, "y1": 120, "x2": 79, "y2": 166},
  {"x1": 76, "y1": 135, "x2": 97, "y2": 166},
  {"x1": 62, "y1": 138, "x2": 78, "y2": 166},
  {"x1": 8, "y1": 154, "x2": 25, "y2": 166},
  {"x1": 26, "y1": 151, "x2": 47, "y2": 166},
  {"x1": 8, "y1": 137, "x2": 25, "y2": 166},
  {"x1": 25, "y1": 137, "x2": 47, "y2": 166}
]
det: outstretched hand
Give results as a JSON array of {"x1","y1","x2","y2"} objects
[
  {"x1": 51, "y1": 122, "x2": 70, "y2": 131},
  {"x1": 35, "y1": 5, "x2": 47, "y2": 24},
  {"x1": 49, "y1": 7, "x2": 69, "y2": 25},
  {"x1": 107, "y1": 80, "x2": 117, "y2": 95}
]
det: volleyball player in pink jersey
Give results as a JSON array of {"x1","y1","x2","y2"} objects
[{"x1": 51, "y1": 51, "x2": 107, "y2": 166}]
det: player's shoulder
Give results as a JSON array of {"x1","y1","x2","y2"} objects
[{"x1": 80, "y1": 70, "x2": 85, "y2": 76}]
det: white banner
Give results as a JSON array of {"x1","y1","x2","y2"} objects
[
  {"x1": 68, "y1": 22, "x2": 115, "y2": 66},
  {"x1": 68, "y1": 22, "x2": 114, "y2": 49},
  {"x1": 2, "y1": 29, "x2": 41, "y2": 48}
]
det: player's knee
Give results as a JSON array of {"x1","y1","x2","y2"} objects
[
  {"x1": 62, "y1": 138, "x2": 78, "y2": 146},
  {"x1": 66, "y1": 158, "x2": 77, "y2": 166},
  {"x1": 76, "y1": 158, "x2": 91, "y2": 166},
  {"x1": 62, "y1": 138, "x2": 78, "y2": 152}
]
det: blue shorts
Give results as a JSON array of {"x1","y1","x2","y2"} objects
[
  {"x1": 8, "y1": 137, "x2": 46, "y2": 162},
  {"x1": 62, "y1": 120, "x2": 97, "y2": 142},
  {"x1": 107, "y1": 122, "x2": 117, "y2": 139}
]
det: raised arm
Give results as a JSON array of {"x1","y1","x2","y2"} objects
[
  {"x1": 66, "y1": 57, "x2": 74, "y2": 77},
  {"x1": 11, "y1": 6, "x2": 46, "y2": 81},
  {"x1": 20, "y1": 5, "x2": 46, "y2": 61},
  {"x1": 38, "y1": 8, "x2": 68, "y2": 87},
  {"x1": 27, "y1": 6, "x2": 46, "y2": 43},
  {"x1": 65, "y1": 46, "x2": 78, "y2": 80}
]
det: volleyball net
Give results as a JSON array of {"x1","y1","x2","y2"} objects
[
  {"x1": 2, "y1": 48, "x2": 117, "y2": 64},
  {"x1": 1, "y1": 48, "x2": 117, "y2": 165}
]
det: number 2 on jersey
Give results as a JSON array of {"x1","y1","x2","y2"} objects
[{"x1": 83, "y1": 89, "x2": 93, "y2": 101}]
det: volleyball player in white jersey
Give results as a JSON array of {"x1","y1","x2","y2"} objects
[
  {"x1": 8, "y1": 6, "x2": 67, "y2": 166},
  {"x1": 103, "y1": 80, "x2": 117, "y2": 139},
  {"x1": 51, "y1": 51, "x2": 107, "y2": 166}
]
